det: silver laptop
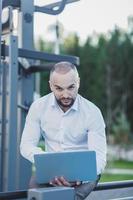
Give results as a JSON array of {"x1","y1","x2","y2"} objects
[{"x1": 34, "y1": 150, "x2": 97, "y2": 184}]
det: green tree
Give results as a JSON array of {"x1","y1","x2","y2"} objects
[{"x1": 36, "y1": 38, "x2": 52, "y2": 96}]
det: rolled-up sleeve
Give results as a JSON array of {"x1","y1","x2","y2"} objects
[
  {"x1": 87, "y1": 108, "x2": 107, "y2": 175},
  {"x1": 20, "y1": 101, "x2": 44, "y2": 163}
]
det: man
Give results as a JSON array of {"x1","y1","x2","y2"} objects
[{"x1": 20, "y1": 61, "x2": 107, "y2": 200}]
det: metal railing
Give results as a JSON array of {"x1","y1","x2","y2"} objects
[{"x1": 0, "y1": 180, "x2": 133, "y2": 200}]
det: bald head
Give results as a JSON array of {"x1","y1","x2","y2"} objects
[{"x1": 50, "y1": 61, "x2": 79, "y2": 81}]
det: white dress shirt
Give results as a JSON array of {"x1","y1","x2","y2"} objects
[{"x1": 20, "y1": 92, "x2": 107, "y2": 175}]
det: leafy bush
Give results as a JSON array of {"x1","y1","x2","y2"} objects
[{"x1": 112, "y1": 112, "x2": 131, "y2": 144}]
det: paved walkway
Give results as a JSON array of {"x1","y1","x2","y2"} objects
[
  {"x1": 87, "y1": 186, "x2": 133, "y2": 200},
  {"x1": 105, "y1": 168, "x2": 133, "y2": 175}
]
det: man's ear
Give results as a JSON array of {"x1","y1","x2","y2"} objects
[
  {"x1": 77, "y1": 77, "x2": 80, "y2": 89},
  {"x1": 49, "y1": 80, "x2": 53, "y2": 91}
]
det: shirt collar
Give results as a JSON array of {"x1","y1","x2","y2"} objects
[
  {"x1": 71, "y1": 95, "x2": 79, "y2": 111},
  {"x1": 50, "y1": 93, "x2": 57, "y2": 107},
  {"x1": 50, "y1": 93, "x2": 79, "y2": 112}
]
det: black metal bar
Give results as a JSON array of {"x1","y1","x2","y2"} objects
[
  {"x1": 35, "y1": 0, "x2": 67, "y2": 15},
  {"x1": 2, "y1": 0, "x2": 20, "y2": 9},
  {"x1": 18, "y1": 49, "x2": 79, "y2": 65},
  {"x1": 17, "y1": 104, "x2": 29, "y2": 112},
  {"x1": 0, "y1": 181, "x2": 133, "y2": 199},
  {"x1": 0, "y1": 190, "x2": 27, "y2": 200},
  {"x1": 94, "y1": 180, "x2": 133, "y2": 191},
  {"x1": 34, "y1": 0, "x2": 79, "y2": 15},
  {"x1": 35, "y1": 0, "x2": 79, "y2": 11},
  {"x1": 2, "y1": 44, "x2": 80, "y2": 66},
  {"x1": 21, "y1": 64, "x2": 55, "y2": 73}
]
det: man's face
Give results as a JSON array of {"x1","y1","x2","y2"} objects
[{"x1": 49, "y1": 70, "x2": 80, "y2": 111}]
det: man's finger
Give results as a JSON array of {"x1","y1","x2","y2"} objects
[
  {"x1": 54, "y1": 177, "x2": 63, "y2": 186},
  {"x1": 59, "y1": 176, "x2": 71, "y2": 186},
  {"x1": 76, "y1": 181, "x2": 81, "y2": 186}
]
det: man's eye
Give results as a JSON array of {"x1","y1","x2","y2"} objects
[
  {"x1": 56, "y1": 87, "x2": 62, "y2": 91},
  {"x1": 69, "y1": 86, "x2": 75, "y2": 89}
]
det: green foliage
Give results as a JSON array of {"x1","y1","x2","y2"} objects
[
  {"x1": 36, "y1": 37, "x2": 52, "y2": 96},
  {"x1": 62, "y1": 33, "x2": 80, "y2": 56},
  {"x1": 112, "y1": 112, "x2": 131, "y2": 144},
  {"x1": 40, "y1": 71, "x2": 50, "y2": 96},
  {"x1": 38, "y1": 140, "x2": 45, "y2": 151}
]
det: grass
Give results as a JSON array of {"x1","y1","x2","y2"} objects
[
  {"x1": 100, "y1": 159, "x2": 133, "y2": 182},
  {"x1": 100, "y1": 174, "x2": 133, "y2": 182},
  {"x1": 106, "y1": 159, "x2": 133, "y2": 169}
]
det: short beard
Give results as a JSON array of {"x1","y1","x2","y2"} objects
[{"x1": 56, "y1": 97, "x2": 75, "y2": 109}]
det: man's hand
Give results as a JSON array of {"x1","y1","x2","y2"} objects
[{"x1": 49, "y1": 176, "x2": 81, "y2": 187}]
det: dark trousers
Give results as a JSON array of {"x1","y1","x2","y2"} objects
[
  {"x1": 29, "y1": 175, "x2": 100, "y2": 200},
  {"x1": 75, "y1": 176, "x2": 100, "y2": 200}
]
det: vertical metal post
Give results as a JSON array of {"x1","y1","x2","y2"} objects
[
  {"x1": 0, "y1": 0, "x2": 2, "y2": 59},
  {"x1": 3, "y1": 35, "x2": 18, "y2": 191},
  {"x1": 17, "y1": 0, "x2": 34, "y2": 190},
  {"x1": 0, "y1": 62, "x2": 8, "y2": 192},
  {"x1": 0, "y1": 1, "x2": 2, "y2": 57},
  {"x1": 0, "y1": 0, "x2": 2, "y2": 191}
]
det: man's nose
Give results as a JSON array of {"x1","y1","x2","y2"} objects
[{"x1": 62, "y1": 90, "x2": 69, "y2": 98}]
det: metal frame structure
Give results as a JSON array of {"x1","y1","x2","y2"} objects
[{"x1": 0, "y1": 0, "x2": 79, "y2": 192}]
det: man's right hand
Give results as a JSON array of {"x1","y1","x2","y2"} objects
[{"x1": 49, "y1": 176, "x2": 81, "y2": 187}]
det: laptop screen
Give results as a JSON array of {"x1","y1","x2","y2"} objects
[{"x1": 34, "y1": 150, "x2": 97, "y2": 184}]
